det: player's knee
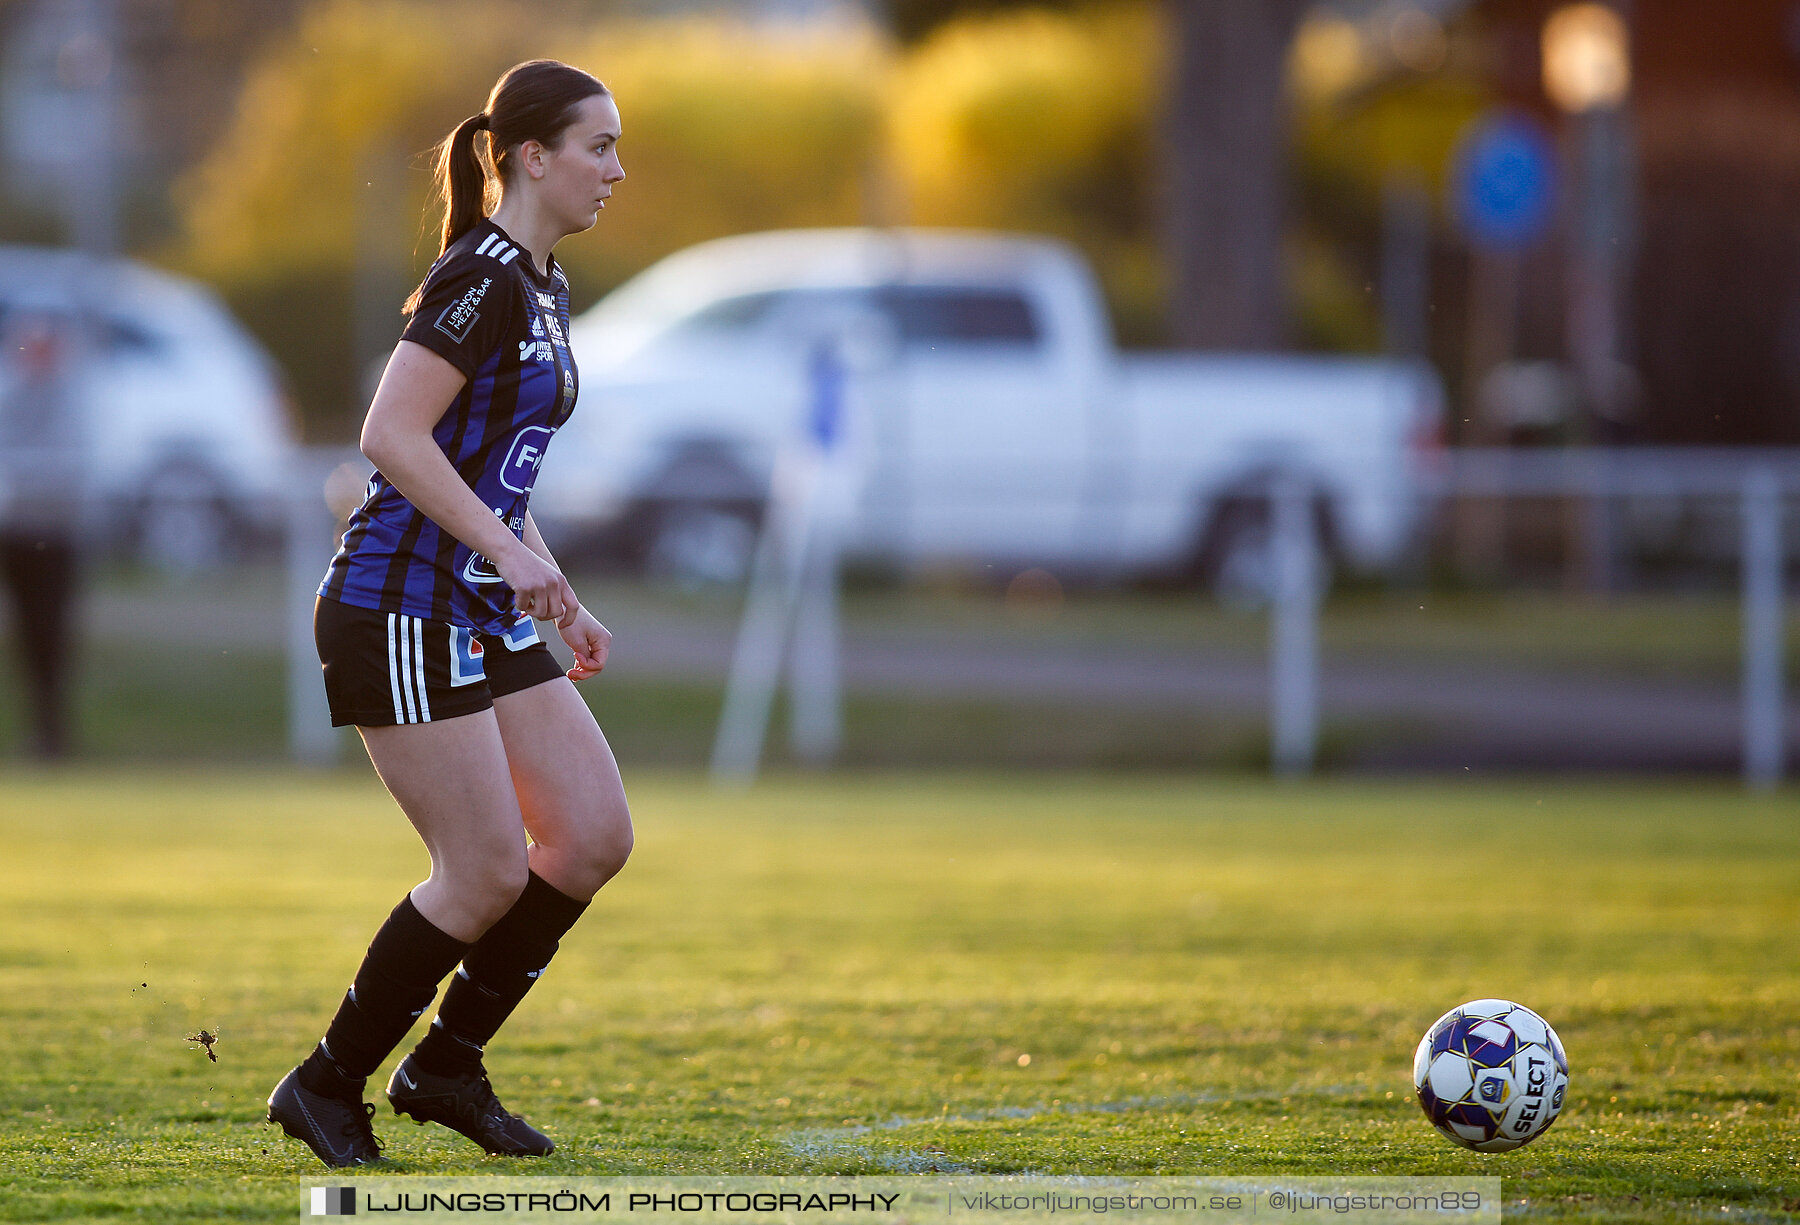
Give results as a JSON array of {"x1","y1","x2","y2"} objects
[
  {"x1": 559, "y1": 808, "x2": 633, "y2": 892},
  {"x1": 594, "y1": 815, "x2": 633, "y2": 879},
  {"x1": 449, "y1": 854, "x2": 530, "y2": 928}
]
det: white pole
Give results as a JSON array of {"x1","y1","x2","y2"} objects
[
  {"x1": 1741, "y1": 466, "x2": 1784, "y2": 791},
  {"x1": 1270, "y1": 474, "x2": 1320, "y2": 777},
  {"x1": 709, "y1": 456, "x2": 809, "y2": 787},
  {"x1": 712, "y1": 338, "x2": 854, "y2": 784},
  {"x1": 788, "y1": 496, "x2": 842, "y2": 765},
  {"x1": 788, "y1": 340, "x2": 850, "y2": 765},
  {"x1": 287, "y1": 450, "x2": 341, "y2": 766}
]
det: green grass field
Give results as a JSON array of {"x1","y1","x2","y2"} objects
[{"x1": 1, "y1": 770, "x2": 1795, "y2": 1224}]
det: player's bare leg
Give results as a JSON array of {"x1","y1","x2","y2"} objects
[
  {"x1": 271, "y1": 712, "x2": 526, "y2": 1165},
  {"x1": 493, "y1": 676, "x2": 633, "y2": 901},
  {"x1": 358, "y1": 711, "x2": 531, "y2": 940},
  {"x1": 386, "y1": 681, "x2": 629, "y2": 1156}
]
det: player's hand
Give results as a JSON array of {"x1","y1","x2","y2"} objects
[
  {"x1": 560, "y1": 607, "x2": 611, "y2": 680},
  {"x1": 497, "y1": 545, "x2": 579, "y2": 627}
]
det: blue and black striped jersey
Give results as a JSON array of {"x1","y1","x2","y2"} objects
[{"x1": 320, "y1": 220, "x2": 578, "y2": 635}]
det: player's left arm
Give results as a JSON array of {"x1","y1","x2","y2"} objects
[{"x1": 522, "y1": 511, "x2": 610, "y2": 680}]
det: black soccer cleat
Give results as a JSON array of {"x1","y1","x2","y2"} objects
[
  {"x1": 267, "y1": 1066, "x2": 386, "y2": 1168},
  {"x1": 386, "y1": 1054, "x2": 554, "y2": 1157}
]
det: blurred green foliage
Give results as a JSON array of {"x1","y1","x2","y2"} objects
[
  {"x1": 169, "y1": 0, "x2": 537, "y2": 436},
  {"x1": 165, "y1": 1, "x2": 1492, "y2": 438},
  {"x1": 564, "y1": 20, "x2": 889, "y2": 297},
  {"x1": 170, "y1": 2, "x2": 891, "y2": 439},
  {"x1": 887, "y1": 3, "x2": 1168, "y2": 346},
  {"x1": 881, "y1": 0, "x2": 1083, "y2": 44},
  {"x1": 1288, "y1": 44, "x2": 1493, "y2": 355}
]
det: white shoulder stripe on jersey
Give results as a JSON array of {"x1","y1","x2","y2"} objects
[
  {"x1": 475, "y1": 232, "x2": 498, "y2": 256},
  {"x1": 497, "y1": 246, "x2": 521, "y2": 265}
]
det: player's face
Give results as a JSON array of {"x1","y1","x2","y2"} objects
[{"x1": 543, "y1": 93, "x2": 624, "y2": 235}]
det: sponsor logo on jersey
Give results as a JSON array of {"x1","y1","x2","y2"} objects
[
  {"x1": 529, "y1": 295, "x2": 567, "y2": 343},
  {"x1": 449, "y1": 625, "x2": 487, "y2": 686},
  {"x1": 501, "y1": 425, "x2": 554, "y2": 494},
  {"x1": 519, "y1": 339, "x2": 554, "y2": 363},
  {"x1": 434, "y1": 277, "x2": 492, "y2": 343}
]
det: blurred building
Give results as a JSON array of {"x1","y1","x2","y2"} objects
[{"x1": 1479, "y1": 0, "x2": 1800, "y2": 444}]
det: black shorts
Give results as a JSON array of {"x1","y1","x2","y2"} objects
[{"x1": 315, "y1": 596, "x2": 564, "y2": 728}]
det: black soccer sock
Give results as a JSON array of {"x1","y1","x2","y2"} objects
[
  {"x1": 299, "y1": 893, "x2": 470, "y2": 1098},
  {"x1": 411, "y1": 871, "x2": 589, "y2": 1076}
]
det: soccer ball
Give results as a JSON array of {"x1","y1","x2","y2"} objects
[{"x1": 1413, "y1": 999, "x2": 1569, "y2": 1152}]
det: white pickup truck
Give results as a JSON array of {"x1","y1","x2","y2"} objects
[{"x1": 537, "y1": 228, "x2": 1443, "y2": 592}]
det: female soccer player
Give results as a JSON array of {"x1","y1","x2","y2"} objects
[{"x1": 267, "y1": 59, "x2": 630, "y2": 1167}]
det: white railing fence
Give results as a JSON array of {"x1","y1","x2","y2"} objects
[{"x1": 284, "y1": 446, "x2": 1795, "y2": 787}]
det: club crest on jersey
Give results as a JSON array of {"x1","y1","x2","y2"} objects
[
  {"x1": 448, "y1": 626, "x2": 487, "y2": 686},
  {"x1": 434, "y1": 277, "x2": 491, "y2": 343},
  {"x1": 501, "y1": 425, "x2": 554, "y2": 494}
]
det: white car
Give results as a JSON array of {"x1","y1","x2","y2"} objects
[
  {"x1": 538, "y1": 228, "x2": 1443, "y2": 592},
  {"x1": 0, "y1": 245, "x2": 295, "y2": 568}
]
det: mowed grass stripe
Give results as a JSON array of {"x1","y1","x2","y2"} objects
[{"x1": 0, "y1": 770, "x2": 1794, "y2": 1224}]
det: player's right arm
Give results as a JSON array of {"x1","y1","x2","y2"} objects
[{"x1": 359, "y1": 340, "x2": 578, "y2": 625}]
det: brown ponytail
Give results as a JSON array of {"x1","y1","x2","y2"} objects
[
  {"x1": 404, "y1": 61, "x2": 609, "y2": 314},
  {"x1": 441, "y1": 112, "x2": 492, "y2": 253}
]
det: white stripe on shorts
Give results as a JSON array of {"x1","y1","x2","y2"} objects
[
  {"x1": 411, "y1": 615, "x2": 431, "y2": 723},
  {"x1": 387, "y1": 613, "x2": 405, "y2": 723},
  {"x1": 398, "y1": 616, "x2": 419, "y2": 724}
]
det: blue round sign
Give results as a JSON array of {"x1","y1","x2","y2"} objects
[{"x1": 1453, "y1": 112, "x2": 1557, "y2": 250}]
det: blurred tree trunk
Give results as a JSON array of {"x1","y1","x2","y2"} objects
[{"x1": 1162, "y1": 0, "x2": 1309, "y2": 350}]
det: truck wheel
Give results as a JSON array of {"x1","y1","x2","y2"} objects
[
  {"x1": 644, "y1": 502, "x2": 759, "y2": 589},
  {"x1": 1199, "y1": 492, "x2": 1334, "y2": 608},
  {"x1": 133, "y1": 461, "x2": 233, "y2": 573}
]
